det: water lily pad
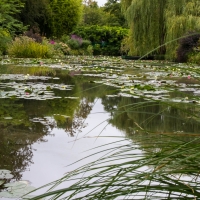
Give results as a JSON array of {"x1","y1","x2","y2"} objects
[
  {"x1": 0, "y1": 169, "x2": 14, "y2": 179},
  {"x1": 0, "y1": 181, "x2": 35, "y2": 198}
]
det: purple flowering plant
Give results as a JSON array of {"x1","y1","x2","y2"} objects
[
  {"x1": 50, "y1": 40, "x2": 55, "y2": 45},
  {"x1": 71, "y1": 34, "x2": 83, "y2": 45}
]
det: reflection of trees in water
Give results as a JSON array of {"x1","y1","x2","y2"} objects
[
  {"x1": 0, "y1": 124, "x2": 52, "y2": 181},
  {"x1": 102, "y1": 96, "x2": 200, "y2": 174},
  {"x1": 0, "y1": 99, "x2": 55, "y2": 180},
  {"x1": 102, "y1": 96, "x2": 200, "y2": 136},
  {"x1": 65, "y1": 98, "x2": 93, "y2": 137},
  {"x1": 0, "y1": 72, "x2": 80, "y2": 180}
]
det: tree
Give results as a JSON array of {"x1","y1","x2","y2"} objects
[
  {"x1": 49, "y1": 0, "x2": 83, "y2": 38},
  {"x1": 121, "y1": 0, "x2": 200, "y2": 60},
  {"x1": 121, "y1": 0, "x2": 166, "y2": 56},
  {"x1": 103, "y1": 0, "x2": 126, "y2": 27},
  {"x1": 0, "y1": 0, "x2": 25, "y2": 35},
  {"x1": 81, "y1": 4, "x2": 106, "y2": 26},
  {"x1": 81, "y1": 0, "x2": 126, "y2": 27},
  {"x1": 19, "y1": 0, "x2": 50, "y2": 35},
  {"x1": 165, "y1": 0, "x2": 200, "y2": 59}
]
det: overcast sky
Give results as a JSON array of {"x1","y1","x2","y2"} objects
[{"x1": 96, "y1": 0, "x2": 107, "y2": 6}]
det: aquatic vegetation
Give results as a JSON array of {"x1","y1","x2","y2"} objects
[{"x1": 0, "y1": 74, "x2": 74, "y2": 100}]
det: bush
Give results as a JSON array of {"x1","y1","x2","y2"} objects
[
  {"x1": 0, "y1": 29, "x2": 12, "y2": 55},
  {"x1": 176, "y1": 32, "x2": 200, "y2": 63},
  {"x1": 81, "y1": 40, "x2": 91, "y2": 49},
  {"x1": 8, "y1": 36, "x2": 54, "y2": 58},
  {"x1": 69, "y1": 45, "x2": 93, "y2": 55},
  {"x1": 59, "y1": 34, "x2": 93, "y2": 55},
  {"x1": 24, "y1": 28, "x2": 43, "y2": 43},
  {"x1": 188, "y1": 52, "x2": 200, "y2": 64},
  {"x1": 60, "y1": 35, "x2": 70, "y2": 43},
  {"x1": 71, "y1": 25, "x2": 128, "y2": 56},
  {"x1": 53, "y1": 42, "x2": 71, "y2": 56},
  {"x1": 67, "y1": 39, "x2": 81, "y2": 49}
]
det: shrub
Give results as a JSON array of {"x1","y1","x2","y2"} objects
[
  {"x1": 59, "y1": 34, "x2": 93, "y2": 55},
  {"x1": 81, "y1": 39, "x2": 91, "y2": 49},
  {"x1": 8, "y1": 36, "x2": 54, "y2": 58},
  {"x1": 67, "y1": 39, "x2": 81, "y2": 49},
  {"x1": 24, "y1": 28, "x2": 43, "y2": 43},
  {"x1": 53, "y1": 42, "x2": 71, "y2": 56},
  {"x1": 176, "y1": 32, "x2": 200, "y2": 63},
  {"x1": 0, "y1": 29, "x2": 12, "y2": 55},
  {"x1": 60, "y1": 35, "x2": 70, "y2": 43},
  {"x1": 71, "y1": 25, "x2": 128, "y2": 55},
  {"x1": 69, "y1": 45, "x2": 93, "y2": 55}
]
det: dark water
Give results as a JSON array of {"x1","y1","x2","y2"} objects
[{"x1": 0, "y1": 63, "x2": 200, "y2": 196}]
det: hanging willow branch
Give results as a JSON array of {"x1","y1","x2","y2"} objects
[{"x1": 121, "y1": 0, "x2": 200, "y2": 60}]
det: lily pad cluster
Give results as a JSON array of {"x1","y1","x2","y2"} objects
[{"x1": 0, "y1": 74, "x2": 74, "y2": 100}]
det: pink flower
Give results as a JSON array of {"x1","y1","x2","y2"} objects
[
  {"x1": 187, "y1": 75, "x2": 191, "y2": 79},
  {"x1": 50, "y1": 40, "x2": 55, "y2": 44}
]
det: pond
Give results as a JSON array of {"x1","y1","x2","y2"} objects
[{"x1": 0, "y1": 56, "x2": 200, "y2": 199}]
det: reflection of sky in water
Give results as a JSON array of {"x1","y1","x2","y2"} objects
[{"x1": 22, "y1": 99, "x2": 134, "y2": 190}]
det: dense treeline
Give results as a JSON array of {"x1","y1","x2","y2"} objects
[
  {"x1": 0, "y1": 0, "x2": 125, "y2": 37},
  {"x1": 0, "y1": 0, "x2": 128, "y2": 56},
  {"x1": 1, "y1": 0, "x2": 200, "y2": 62}
]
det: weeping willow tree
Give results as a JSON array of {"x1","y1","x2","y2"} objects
[
  {"x1": 122, "y1": 0, "x2": 200, "y2": 60},
  {"x1": 165, "y1": 0, "x2": 200, "y2": 59}
]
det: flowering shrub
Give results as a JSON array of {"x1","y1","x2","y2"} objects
[
  {"x1": 50, "y1": 40, "x2": 55, "y2": 44},
  {"x1": 24, "y1": 29, "x2": 43, "y2": 43},
  {"x1": 71, "y1": 34, "x2": 82, "y2": 45},
  {"x1": 8, "y1": 36, "x2": 54, "y2": 58},
  {"x1": 58, "y1": 34, "x2": 93, "y2": 55},
  {"x1": 53, "y1": 42, "x2": 71, "y2": 56}
]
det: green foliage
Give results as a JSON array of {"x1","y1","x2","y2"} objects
[
  {"x1": 0, "y1": 0, "x2": 26, "y2": 35},
  {"x1": 0, "y1": 28, "x2": 12, "y2": 55},
  {"x1": 81, "y1": 1, "x2": 126, "y2": 27},
  {"x1": 122, "y1": 0, "x2": 200, "y2": 60},
  {"x1": 68, "y1": 45, "x2": 93, "y2": 56},
  {"x1": 19, "y1": 0, "x2": 50, "y2": 35},
  {"x1": 188, "y1": 52, "x2": 200, "y2": 65},
  {"x1": 103, "y1": 0, "x2": 126, "y2": 27},
  {"x1": 67, "y1": 39, "x2": 81, "y2": 50},
  {"x1": 53, "y1": 42, "x2": 71, "y2": 56},
  {"x1": 60, "y1": 34, "x2": 93, "y2": 55},
  {"x1": 49, "y1": 0, "x2": 83, "y2": 38},
  {"x1": 81, "y1": 4, "x2": 107, "y2": 26},
  {"x1": 72, "y1": 25, "x2": 128, "y2": 55},
  {"x1": 7, "y1": 36, "x2": 54, "y2": 58},
  {"x1": 165, "y1": 0, "x2": 200, "y2": 60},
  {"x1": 187, "y1": 38, "x2": 200, "y2": 64},
  {"x1": 122, "y1": 0, "x2": 166, "y2": 56}
]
